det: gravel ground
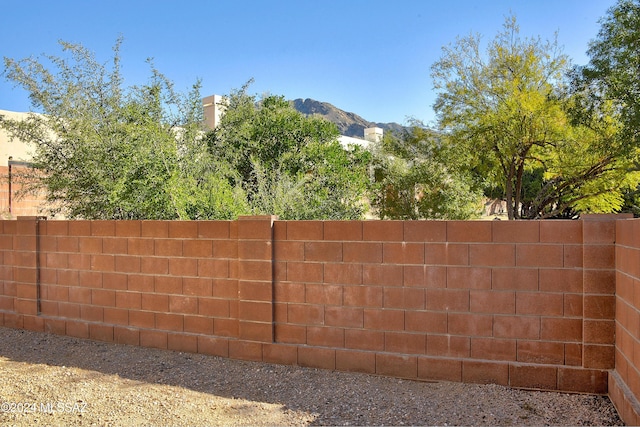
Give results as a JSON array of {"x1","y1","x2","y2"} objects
[{"x1": 0, "y1": 326, "x2": 623, "y2": 426}]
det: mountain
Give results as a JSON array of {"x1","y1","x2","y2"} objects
[{"x1": 291, "y1": 98, "x2": 408, "y2": 139}]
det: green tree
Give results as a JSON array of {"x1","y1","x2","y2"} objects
[
  {"x1": 580, "y1": 0, "x2": 640, "y2": 146},
  {"x1": 432, "y1": 16, "x2": 639, "y2": 219},
  {"x1": 573, "y1": 0, "x2": 640, "y2": 215},
  {"x1": 207, "y1": 84, "x2": 370, "y2": 219},
  {"x1": 1, "y1": 39, "x2": 247, "y2": 219},
  {"x1": 369, "y1": 125, "x2": 483, "y2": 219}
]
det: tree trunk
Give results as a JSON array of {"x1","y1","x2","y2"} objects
[
  {"x1": 514, "y1": 161, "x2": 524, "y2": 219},
  {"x1": 505, "y1": 165, "x2": 516, "y2": 220}
]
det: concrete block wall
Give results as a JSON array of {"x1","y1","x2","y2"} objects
[
  {"x1": 272, "y1": 219, "x2": 611, "y2": 393},
  {"x1": 610, "y1": 217, "x2": 640, "y2": 424},
  {"x1": 0, "y1": 215, "x2": 628, "y2": 401},
  {"x1": 0, "y1": 218, "x2": 245, "y2": 356}
]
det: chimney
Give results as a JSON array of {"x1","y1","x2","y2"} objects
[
  {"x1": 364, "y1": 127, "x2": 383, "y2": 143},
  {"x1": 202, "y1": 94, "x2": 227, "y2": 129}
]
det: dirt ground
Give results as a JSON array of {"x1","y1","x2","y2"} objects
[{"x1": 0, "y1": 326, "x2": 623, "y2": 426}]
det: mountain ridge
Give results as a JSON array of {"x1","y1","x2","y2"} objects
[{"x1": 291, "y1": 98, "x2": 408, "y2": 138}]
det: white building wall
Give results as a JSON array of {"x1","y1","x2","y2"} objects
[
  {"x1": 338, "y1": 127, "x2": 383, "y2": 149},
  {"x1": 338, "y1": 135, "x2": 368, "y2": 148},
  {"x1": 0, "y1": 110, "x2": 34, "y2": 164}
]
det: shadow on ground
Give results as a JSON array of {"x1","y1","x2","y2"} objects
[{"x1": 0, "y1": 326, "x2": 623, "y2": 426}]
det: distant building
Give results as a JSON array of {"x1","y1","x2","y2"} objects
[
  {"x1": 0, "y1": 110, "x2": 43, "y2": 217},
  {"x1": 0, "y1": 110, "x2": 34, "y2": 165},
  {"x1": 338, "y1": 126, "x2": 383, "y2": 148}
]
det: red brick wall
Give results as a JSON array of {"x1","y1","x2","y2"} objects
[
  {"x1": 0, "y1": 215, "x2": 626, "y2": 397},
  {"x1": 610, "y1": 217, "x2": 640, "y2": 424},
  {"x1": 0, "y1": 165, "x2": 47, "y2": 218}
]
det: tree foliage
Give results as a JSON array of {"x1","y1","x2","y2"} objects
[
  {"x1": 573, "y1": 0, "x2": 640, "y2": 215},
  {"x1": 579, "y1": 0, "x2": 640, "y2": 147},
  {"x1": 206, "y1": 83, "x2": 371, "y2": 219},
  {"x1": 1, "y1": 39, "x2": 247, "y2": 219},
  {"x1": 369, "y1": 125, "x2": 482, "y2": 219},
  {"x1": 431, "y1": 16, "x2": 639, "y2": 219},
  {"x1": 1, "y1": 42, "x2": 370, "y2": 220}
]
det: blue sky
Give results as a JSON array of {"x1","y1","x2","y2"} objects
[{"x1": 1, "y1": 0, "x2": 615, "y2": 125}]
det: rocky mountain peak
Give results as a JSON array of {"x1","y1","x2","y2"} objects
[{"x1": 291, "y1": 98, "x2": 407, "y2": 138}]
